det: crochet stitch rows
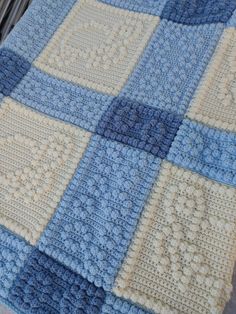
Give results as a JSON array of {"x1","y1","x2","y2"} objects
[{"x1": 0, "y1": 0, "x2": 236, "y2": 313}]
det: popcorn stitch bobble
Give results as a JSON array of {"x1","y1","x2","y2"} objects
[
  {"x1": 8, "y1": 249, "x2": 105, "y2": 313},
  {"x1": 0, "y1": 49, "x2": 30, "y2": 96},
  {"x1": 97, "y1": 97, "x2": 183, "y2": 158},
  {"x1": 161, "y1": 0, "x2": 236, "y2": 25},
  {"x1": 39, "y1": 135, "x2": 160, "y2": 290}
]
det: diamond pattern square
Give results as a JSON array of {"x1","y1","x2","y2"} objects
[
  {"x1": 34, "y1": 0, "x2": 159, "y2": 95},
  {"x1": 0, "y1": 97, "x2": 91, "y2": 245},
  {"x1": 114, "y1": 162, "x2": 236, "y2": 314}
]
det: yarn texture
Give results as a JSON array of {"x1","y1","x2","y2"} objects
[{"x1": 0, "y1": 0, "x2": 236, "y2": 313}]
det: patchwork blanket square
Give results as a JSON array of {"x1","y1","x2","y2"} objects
[{"x1": 0, "y1": 0, "x2": 236, "y2": 313}]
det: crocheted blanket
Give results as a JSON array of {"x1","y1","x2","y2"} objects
[{"x1": 0, "y1": 0, "x2": 236, "y2": 313}]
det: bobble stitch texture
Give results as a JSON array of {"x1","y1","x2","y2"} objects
[
  {"x1": 167, "y1": 118, "x2": 236, "y2": 187},
  {"x1": 8, "y1": 249, "x2": 105, "y2": 314},
  {"x1": 161, "y1": 0, "x2": 236, "y2": 25},
  {"x1": 0, "y1": 49, "x2": 30, "y2": 96},
  {"x1": 12, "y1": 66, "x2": 113, "y2": 132},
  {"x1": 97, "y1": 97, "x2": 182, "y2": 158},
  {"x1": 121, "y1": 19, "x2": 223, "y2": 115},
  {"x1": 0, "y1": 227, "x2": 31, "y2": 303}
]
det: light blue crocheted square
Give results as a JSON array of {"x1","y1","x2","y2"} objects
[
  {"x1": 2, "y1": 0, "x2": 76, "y2": 62},
  {"x1": 167, "y1": 119, "x2": 236, "y2": 187},
  {"x1": 12, "y1": 66, "x2": 113, "y2": 132},
  {"x1": 0, "y1": 226, "x2": 31, "y2": 300},
  {"x1": 121, "y1": 20, "x2": 223, "y2": 115},
  {"x1": 39, "y1": 135, "x2": 160, "y2": 291}
]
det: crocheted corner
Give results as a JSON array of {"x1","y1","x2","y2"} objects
[
  {"x1": 38, "y1": 135, "x2": 160, "y2": 290},
  {"x1": 0, "y1": 49, "x2": 30, "y2": 96},
  {"x1": 0, "y1": 97, "x2": 91, "y2": 245},
  {"x1": 121, "y1": 19, "x2": 223, "y2": 115},
  {"x1": 1, "y1": 0, "x2": 76, "y2": 62},
  {"x1": 114, "y1": 161, "x2": 236, "y2": 314},
  {"x1": 167, "y1": 119, "x2": 236, "y2": 187},
  {"x1": 34, "y1": 0, "x2": 159, "y2": 96},
  {"x1": 0, "y1": 227, "x2": 32, "y2": 302},
  {"x1": 12, "y1": 66, "x2": 114, "y2": 133},
  {"x1": 161, "y1": 0, "x2": 236, "y2": 25},
  {"x1": 187, "y1": 28, "x2": 236, "y2": 132},
  {"x1": 96, "y1": 97, "x2": 182, "y2": 158},
  {"x1": 8, "y1": 249, "x2": 105, "y2": 314}
]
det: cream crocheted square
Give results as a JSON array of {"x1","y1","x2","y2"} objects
[
  {"x1": 114, "y1": 161, "x2": 236, "y2": 314},
  {"x1": 34, "y1": 0, "x2": 159, "y2": 95},
  {"x1": 187, "y1": 28, "x2": 236, "y2": 132},
  {"x1": 0, "y1": 98, "x2": 91, "y2": 245}
]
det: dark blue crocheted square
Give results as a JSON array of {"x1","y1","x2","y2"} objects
[
  {"x1": 97, "y1": 97, "x2": 182, "y2": 159},
  {"x1": 161, "y1": 0, "x2": 236, "y2": 24},
  {"x1": 0, "y1": 49, "x2": 30, "y2": 96},
  {"x1": 8, "y1": 250, "x2": 105, "y2": 314}
]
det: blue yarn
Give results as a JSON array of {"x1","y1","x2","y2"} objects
[
  {"x1": 167, "y1": 119, "x2": 236, "y2": 187},
  {"x1": 8, "y1": 249, "x2": 105, "y2": 314},
  {"x1": 0, "y1": 49, "x2": 30, "y2": 96},
  {"x1": 121, "y1": 19, "x2": 223, "y2": 115},
  {"x1": 97, "y1": 0, "x2": 167, "y2": 15},
  {"x1": 39, "y1": 135, "x2": 160, "y2": 290},
  {"x1": 12, "y1": 66, "x2": 113, "y2": 133},
  {"x1": 101, "y1": 293, "x2": 153, "y2": 314},
  {"x1": 0, "y1": 226, "x2": 31, "y2": 301},
  {"x1": 97, "y1": 97, "x2": 182, "y2": 158},
  {"x1": 227, "y1": 9, "x2": 236, "y2": 27},
  {"x1": 2, "y1": 0, "x2": 76, "y2": 62},
  {"x1": 161, "y1": 0, "x2": 236, "y2": 25}
]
